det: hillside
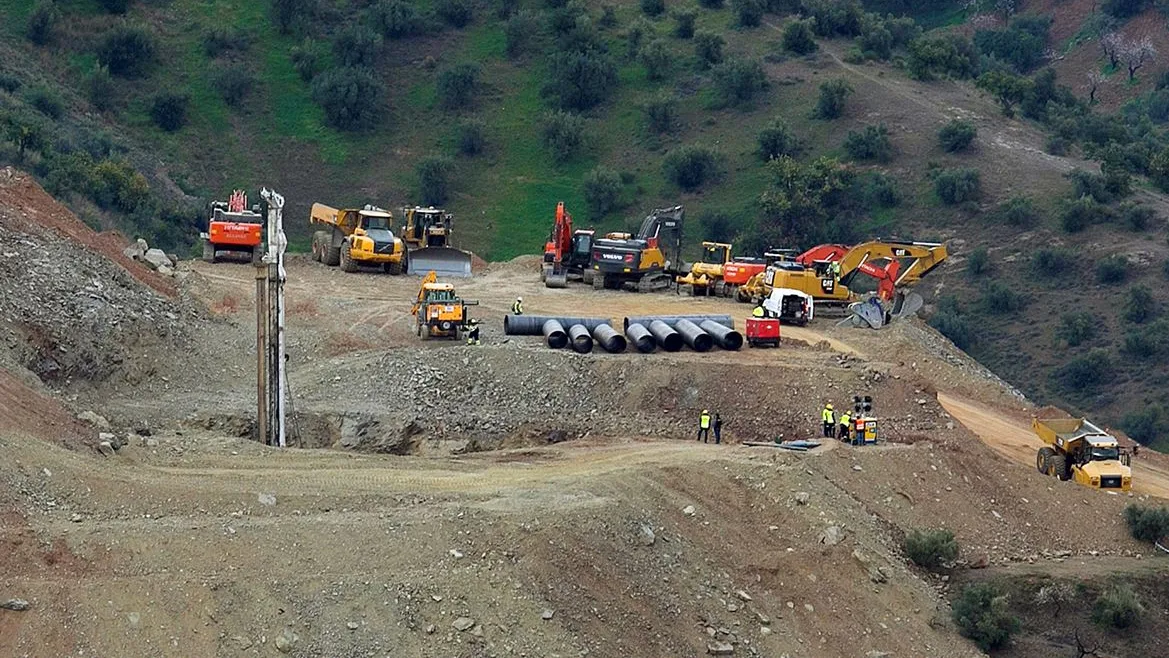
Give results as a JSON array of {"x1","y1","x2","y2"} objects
[{"x1": 1, "y1": 1, "x2": 1168, "y2": 438}]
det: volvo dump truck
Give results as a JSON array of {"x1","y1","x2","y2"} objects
[
  {"x1": 542, "y1": 202, "x2": 595, "y2": 288},
  {"x1": 411, "y1": 271, "x2": 477, "y2": 339},
  {"x1": 676, "y1": 242, "x2": 767, "y2": 297},
  {"x1": 1033, "y1": 416, "x2": 1132, "y2": 491},
  {"x1": 310, "y1": 203, "x2": 406, "y2": 274},
  {"x1": 591, "y1": 206, "x2": 685, "y2": 292},
  {"x1": 201, "y1": 190, "x2": 263, "y2": 264},
  {"x1": 400, "y1": 206, "x2": 473, "y2": 277}
]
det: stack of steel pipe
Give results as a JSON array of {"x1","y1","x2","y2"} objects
[
  {"x1": 503, "y1": 315, "x2": 626, "y2": 353},
  {"x1": 622, "y1": 315, "x2": 742, "y2": 352},
  {"x1": 624, "y1": 323, "x2": 656, "y2": 353}
]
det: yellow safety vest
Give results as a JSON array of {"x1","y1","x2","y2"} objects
[
  {"x1": 512, "y1": 301, "x2": 523, "y2": 314},
  {"x1": 821, "y1": 408, "x2": 834, "y2": 423},
  {"x1": 700, "y1": 413, "x2": 711, "y2": 429},
  {"x1": 752, "y1": 306, "x2": 764, "y2": 318},
  {"x1": 839, "y1": 412, "x2": 851, "y2": 425}
]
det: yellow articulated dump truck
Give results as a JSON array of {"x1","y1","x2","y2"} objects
[
  {"x1": 310, "y1": 203, "x2": 406, "y2": 274},
  {"x1": 1033, "y1": 416, "x2": 1132, "y2": 491}
]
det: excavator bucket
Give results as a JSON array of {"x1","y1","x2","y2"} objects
[
  {"x1": 545, "y1": 271, "x2": 568, "y2": 288},
  {"x1": 407, "y1": 247, "x2": 473, "y2": 278},
  {"x1": 891, "y1": 292, "x2": 924, "y2": 320}
]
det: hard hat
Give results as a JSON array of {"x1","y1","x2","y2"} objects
[
  {"x1": 826, "y1": 403, "x2": 833, "y2": 410},
  {"x1": 703, "y1": 409, "x2": 709, "y2": 414},
  {"x1": 517, "y1": 296, "x2": 523, "y2": 301}
]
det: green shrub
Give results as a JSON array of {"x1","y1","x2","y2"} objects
[
  {"x1": 1121, "y1": 320, "x2": 1169, "y2": 361},
  {"x1": 674, "y1": 9, "x2": 696, "y2": 38},
  {"x1": 1031, "y1": 247, "x2": 1075, "y2": 277},
  {"x1": 333, "y1": 24, "x2": 382, "y2": 67},
  {"x1": 782, "y1": 20, "x2": 817, "y2": 55},
  {"x1": 548, "y1": 1, "x2": 587, "y2": 36},
  {"x1": 582, "y1": 166, "x2": 622, "y2": 216},
  {"x1": 698, "y1": 0, "x2": 723, "y2": 7},
  {"x1": 1055, "y1": 312, "x2": 1096, "y2": 347},
  {"x1": 99, "y1": 0, "x2": 131, "y2": 14},
  {"x1": 624, "y1": 17, "x2": 652, "y2": 58},
  {"x1": 87, "y1": 65, "x2": 116, "y2": 112},
  {"x1": 643, "y1": 94, "x2": 677, "y2": 133},
  {"x1": 858, "y1": 171, "x2": 901, "y2": 208},
  {"x1": 457, "y1": 119, "x2": 485, "y2": 155},
  {"x1": 26, "y1": 1, "x2": 60, "y2": 46},
  {"x1": 271, "y1": 0, "x2": 317, "y2": 35},
  {"x1": 663, "y1": 144, "x2": 719, "y2": 190},
  {"x1": 1046, "y1": 135, "x2": 1069, "y2": 155},
  {"x1": 698, "y1": 209, "x2": 733, "y2": 241},
  {"x1": 202, "y1": 26, "x2": 251, "y2": 57},
  {"x1": 505, "y1": 11, "x2": 540, "y2": 57},
  {"x1": 599, "y1": 5, "x2": 617, "y2": 28},
  {"x1": 992, "y1": 196, "x2": 1039, "y2": 227},
  {"x1": 150, "y1": 93, "x2": 189, "y2": 132},
  {"x1": 938, "y1": 119, "x2": 976, "y2": 152},
  {"x1": 731, "y1": 0, "x2": 764, "y2": 28},
  {"x1": 1119, "y1": 202, "x2": 1156, "y2": 232},
  {"x1": 757, "y1": 120, "x2": 800, "y2": 161},
  {"x1": 713, "y1": 58, "x2": 767, "y2": 107},
  {"x1": 1104, "y1": 0, "x2": 1152, "y2": 18},
  {"x1": 953, "y1": 583, "x2": 1020, "y2": 652},
  {"x1": 368, "y1": 0, "x2": 421, "y2": 39},
  {"x1": 966, "y1": 246, "x2": 990, "y2": 277},
  {"x1": 929, "y1": 306, "x2": 974, "y2": 349},
  {"x1": 907, "y1": 34, "x2": 979, "y2": 81},
  {"x1": 25, "y1": 86, "x2": 64, "y2": 120},
  {"x1": 1, "y1": 110, "x2": 47, "y2": 160},
  {"x1": 1164, "y1": 258, "x2": 1169, "y2": 280},
  {"x1": 1123, "y1": 285, "x2": 1156, "y2": 324},
  {"x1": 1096, "y1": 255, "x2": 1129, "y2": 284},
  {"x1": 290, "y1": 39, "x2": 326, "y2": 82},
  {"x1": 416, "y1": 156, "x2": 452, "y2": 205},
  {"x1": 903, "y1": 528, "x2": 958, "y2": 568},
  {"x1": 91, "y1": 159, "x2": 149, "y2": 211},
  {"x1": 0, "y1": 73, "x2": 20, "y2": 93},
  {"x1": 640, "y1": 0, "x2": 665, "y2": 17},
  {"x1": 1093, "y1": 583, "x2": 1144, "y2": 630},
  {"x1": 981, "y1": 280, "x2": 1025, "y2": 314},
  {"x1": 814, "y1": 78, "x2": 853, "y2": 119},
  {"x1": 214, "y1": 66, "x2": 254, "y2": 107},
  {"x1": 436, "y1": 0, "x2": 474, "y2": 28},
  {"x1": 1061, "y1": 196, "x2": 1113, "y2": 233},
  {"x1": 933, "y1": 167, "x2": 981, "y2": 205},
  {"x1": 543, "y1": 49, "x2": 619, "y2": 110},
  {"x1": 495, "y1": 0, "x2": 519, "y2": 19},
  {"x1": 437, "y1": 63, "x2": 480, "y2": 110},
  {"x1": 694, "y1": 31, "x2": 725, "y2": 70},
  {"x1": 1067, "y1": 169, "x2": 1116, "y2": 204},
  {"x1": 641, "y1": 39, "x2": 673, "y2": 81},
  {"x1": 97, "y1": 25, "x2": 156, "y2": 78},
  {"x1": 541, "y1": 110, "x2": 585, "y2": 162},
  {"x1": 1122, "y1": 407, "x2": 1169, "y2": 446},
  {"x1": 843, "y1": 123, "x2": 892, "y2": 162},
  {"x1": 1052, "y1": 349, "x2": 1112, "y2": 392},
  {"x1": 311, "y1": 66, "x2": 386, "y2": 131}
]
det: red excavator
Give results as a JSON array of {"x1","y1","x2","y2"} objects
[
  {"x1": 541, "y1": 202, "x2": 595, "y2": 288},
  {"x1": 201, "y1": 190, "x2": 264, "y2": 264}
]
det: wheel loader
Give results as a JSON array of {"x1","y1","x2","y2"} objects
[
  {"x1": 1033, "y1": 416, "x2": 1132, "y2": 491},
  {"x1": 310, "y1": 203, "x2": 406, "y2": 274},
  {"x1": 411, "y1": 271, "x2": 478, "y2": 339},
  {"x1": 400, "y1": 206, "x2": 473, "y2": 277},
  {"x1": 590, "y1": 206, "x2": 685, "y2": 293},
  {"x1": 201, "y1": 190, "x2": 264, "y2": 264}
]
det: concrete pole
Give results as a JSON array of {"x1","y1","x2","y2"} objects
[{"x1": 255, "y1": 262, "x2": 268, "y2": 445}]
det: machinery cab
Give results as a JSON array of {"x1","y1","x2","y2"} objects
[
  {"x1": 569, "y1": 230, "x2": 595, "y2": 268},
  {"x1": 403, "y1": 206, "x2": 452, "y2": 248},
  {"x1": 592, "y1": 206, "x2": 684, "y2": 275},
  {"x1": 349, "y1": 206, "x2": 399, "y2": 254},
  {"x1": 203, "y1": 190, "x2": 264, "y2": 263}
]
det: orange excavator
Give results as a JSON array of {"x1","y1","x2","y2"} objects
[
  {"x1": 201, "y1": 190, "x2": 264, "y2": 264},
  {"x1": 541, "y1": 202, "x2": 595, "y2": 288}
]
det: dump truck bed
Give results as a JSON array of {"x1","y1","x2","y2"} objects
[{"x1": 1033, "y1": 417, "x2": 1110, "y2": 446}]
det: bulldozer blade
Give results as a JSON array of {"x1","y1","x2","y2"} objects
[{"x1": 407, "y1": 247, "x2": 473, "y2": 278}]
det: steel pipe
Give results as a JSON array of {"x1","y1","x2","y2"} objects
[
  {"x1": 505, "y1": 315, "x2": 610, "y2": 335},
  {"x1": 591, "y1": 323, "x2": 627, "y2": 353},
  {"x1": 568, "y1": 324, "x2": 594, "y2": 354},
  {"x1": 700, "y1": 319, "x2": 744, "y2": 351},
  {"x1": 542, "y1": 319, "x2": 568, "y2": 349},
  {"x1": 647, "y1": 320, "x2": 683, "y2": 352},
  {"x1": 624, "y1": 323, "x2": 656, "y2": 353},
  {"x1": 623, "y1": 315, "x2": 734, "y2": 331},
  {"x1": 675, "y1": 319, "x2": 713, "y2": 352}
]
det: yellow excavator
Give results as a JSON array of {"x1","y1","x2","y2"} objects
[
  {"x1": 739, "y1": 240, "x2": 948, "y2": 310},
  {"x1": 412, "y1": 271, "x2": 477, "y2": 339},
  {"x1": 400, "y1": 206, "x2": 473, "y2": 277}
]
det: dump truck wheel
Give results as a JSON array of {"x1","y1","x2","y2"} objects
[
  {"x1": 386, "y1": 258, "x2": 403, "y2": 275},
  {"x1": 202, "y1": 240, "x2": 215, "y2": 264},
  {"x1": 340, "y1": 245, "x2": 357, "y2": 272},
  {"x1": 1036, "y1": 447, "x2": 1055, "y2": 475},
  {"x1": 592, "y1": 274, "x2": 605, "y2": 290},
  {"x1": 324, "y1": 246, "x2": 341, "y2": 266},
  {"x1": 1048, "y1": 453, "x2": 1070, "y2": 481}
]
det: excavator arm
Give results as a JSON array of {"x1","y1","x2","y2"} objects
[
  {"x1": 411, "y1": 271, "x2": 438, "y2": 316},
  {"x1": 837, "y1": 241, "x2": 947, "y2": 300}
]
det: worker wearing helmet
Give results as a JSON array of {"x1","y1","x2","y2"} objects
[
  {"x1": 838, "y1": 408, "x2": 852, "y2": 442},
  {"x1": 821, "y1": 403, "x2": 835, "y2": 438},
  {"x1": 697, "y1": 409, "x2": 712, "y2": 443},
  {"x1": 512, "y1": 297, "x2": 524, "y2": 315},
  {"x1": 752, "y1": 305, "x2": 765, "y2": 318},
  {"x1": 466, "y1": 319, "x2": 481, "y2": 346}
]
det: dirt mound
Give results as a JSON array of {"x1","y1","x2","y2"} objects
[{"x1": 0, "y1": 371, "x2": 93, "y2": 450}]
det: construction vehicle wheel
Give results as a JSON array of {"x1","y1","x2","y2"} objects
[
  {"x1": 1036, "y1": 447, "x2": 1054, "y2": 475},
  {"x1": 735, "y1": 288, "x2": 750, "y2": 303},
  {"x1": 386, "y1": 258, "x2": 403, "y2": 275},
  {"x1": 422, "y1": 325, "x2": 430, "y2": 339},
  {"x1": 581, "y1": 270, "x2": 594, "y2": 285},
  {"x1": 324, "y1": 246, "x2": 341, "y2": 267},
  {"x1": 592, "y1": 274, "x2": 605, "y2": 290},
  {"x1": 340, "y1": 246, "x2": 357, "y2": 272},
  {"x1": 251, "y1": 245, "x2": 263, "y2": 266},
  {"x1": 202, "y1": 240, "x2": 215, "y2": 264},
  {"x1": 1048, "y1": 453, "x2": 1070, "y2": 481}
]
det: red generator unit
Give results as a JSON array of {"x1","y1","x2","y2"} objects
[{"x1": 745, "y1": 317, "x2": 780, "y2": 347}]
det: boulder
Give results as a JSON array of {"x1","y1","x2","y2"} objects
[
  {"x1": 123, "y1": 244, "x2": 145, "y2": 261},
  {"x1": 143, "y1": 249, "x2": 172, "y2": 271},
  {"x1": 77, "y1": 411, "x2": 111, "y2": 430},
  {"x1": 819, "y1": 525, "x2": 845, "y2": 546},
  {"x1": 157, "y1": 265, "x2": 175, "y2": 277},
  {"x1": 708, "y1": 641, "x2": 734, "y2": 655},
  {"x1": 0, "y1": 599, "x2": 30, "y2": 611},
  {"x1": 339, "y1": 414, "x2": 423, "y2": 454}
]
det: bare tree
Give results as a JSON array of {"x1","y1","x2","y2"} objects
[
  {"x1": 1120, "y1": 36, "x2": 1156, "y2": 81},
  {"x1": 1101, "y1": 32, "x2": 1123, "y2": 69},
  {"x1": 1073, "y1": 628, "x2": 1104, "y2": 658},
  {"x1": 1086, "y1": 70, "x2": 1106, "y2": 104},
  {"x1": 1034, "y1": 582, "x2": 1077, "y2": 617}
]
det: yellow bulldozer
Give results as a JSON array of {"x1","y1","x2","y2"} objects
[
  {"x1": 675, "y1": 241, "x2": 767, "y2": 297},
  {"x1": 400, "y1": 206, "x2": 473, "y2": 277},
  {"x1": 1033, "y1": 416, "x2": 1132, "y2": 491},
  {"x1": 411, "y1": 271, "x2": 477, "y2": 339},
  {"x1": 310, "y1": 203, "x2": 406, "y2": 274}
]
